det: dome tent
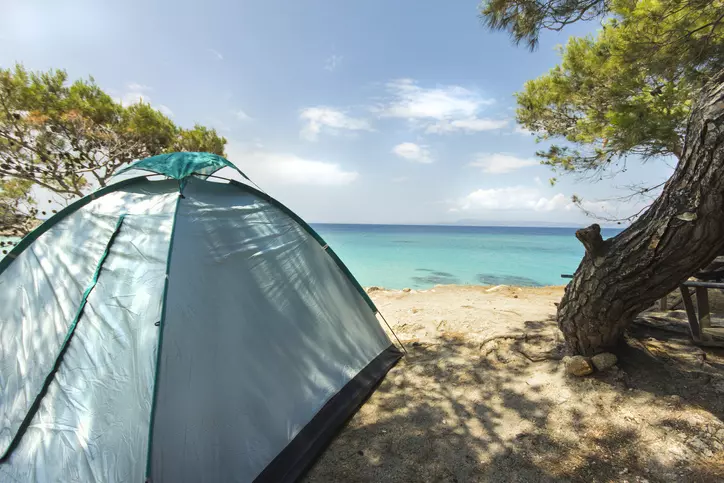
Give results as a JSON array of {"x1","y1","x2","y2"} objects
[{"x1": 0, "y1": 152, "x2": 402, "y2": 482}]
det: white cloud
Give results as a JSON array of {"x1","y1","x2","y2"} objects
[
  {"x1": 578, "y1": 199, "x2": 614, "y2": 212},
  {"x1": 234, "y1": 109, "x2": 252, "y2": 121},
  {"x1": 392, "y1": 142, "x2": 433, "y2": 164},
  {"x1": 457, "y1": 186, "x2": 570, "y2": 212},
  {"x1": 534, "y1": 193, "x2": 569, "y2": 212},
  {"x1": 126, "y1": 82, "x2": 151, "y2": 92},
  {"x1": 324, "y1": 54, "x2": 343, "y2": 72},
  {"x1": 118, "y1": 82, "x2": 150, "y2": 105},
  {"x1": 116, "y1": 83, "x2": 173, "y2": 116},
  {"x1": 121, "y1": 91, "x2": 146, "y2": 105},
  {"x1": 299, "y1": 107, "x2": 372, "y2": 141},
  {"x1": 209, "y1": 48, "x2": 224, "y2": 60},
  {"x1": 239, "y1": 151, "x2": 358, "y2": 185},
  {"x1": 534, "y1": 176, "x2": 544, "y2": 187},
  {"x1": 157, "y1": 104, "x2": 174, "y2": 117},
  {"x1": 378, "y1": 79, "x2": 505, "y2": 134},
  {"x1": 514, "y1": 124, "x2": 534, "y2": 136},
  {"x1": 427, "y1": 118, "x2": 509, "y2": 134},
  {"x1": 223, "y1": 142, "x2": 358, "y2": 186},
  {"x1": 381, "y1": 79, "x2": 492, "y2": 119},
  {"x1": 468, "y1": 153, "x2": 539, "y2": 174}
]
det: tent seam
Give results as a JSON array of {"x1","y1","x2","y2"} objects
[
  {"x1": 0, "y1": 213, "x2": 127, "y2": 462},
  {"x1": 144, "y1": 192, "x2": 183, "y2": 481},
  {"x1": 0, "y1": 177, "x2": 148, "y2": 277}
]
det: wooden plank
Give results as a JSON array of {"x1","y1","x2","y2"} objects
[
  {"x1": 635, "y1": 313, "x2": 691, "y2": 335},
  {"x1": 660, "y1": 296, "x2": 669, "y2": 311},
  {"x1": 697, "y1": 327, "x2": 724, "y2": 347},
  {"x1": 696, "y1": 286, "x2": 712, "y2": 330},
  {"x1": 680, "y1": 285, "x2": 701, "y2": 340},
  {"x1": 683, "y1": 280, "x2": 724, "y2": 289},
  {"x1": 703, "y1": 327, "x2": 724, "y2": 338}
]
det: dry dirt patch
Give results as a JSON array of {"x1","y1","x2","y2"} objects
[{"x1": 306, "y1": 285, "x2": 724, "y2": 482}]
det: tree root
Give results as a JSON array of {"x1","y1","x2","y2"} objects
[
  {"x1": 479, "y1": 334, "x2": 564, "y2": 362},
  {"x1": 511, "y1": 348, "x2": 563, "y2": 363}
]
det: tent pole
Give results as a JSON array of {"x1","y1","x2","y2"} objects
[{"x1": 378, "y1": 311, "x2": 407, "y2": 355}]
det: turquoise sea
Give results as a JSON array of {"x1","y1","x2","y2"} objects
[
  {"x1": 312, "y1": 224, "x2": 621, "y2": 289},
  {"x1": 2, "y1": 225, "x2": 621, "y2": 289}
]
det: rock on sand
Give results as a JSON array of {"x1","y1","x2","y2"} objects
[
  {"x1": 592, "y1": 352, "x2": 618, "y2": 371},
  {"x1": 564, "y1": 355, "x2": 594, "y2": 376}
]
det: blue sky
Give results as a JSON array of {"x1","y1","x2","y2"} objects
[{"x1": 1, "y1": 0, "x2": 674, "y2": 226}]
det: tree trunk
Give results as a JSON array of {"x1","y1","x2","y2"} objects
[{"x1": 558, "y1": 69, "x2": 724, "y2": 356}]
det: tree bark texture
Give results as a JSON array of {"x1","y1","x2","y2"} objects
[{"x1": 558, "y1": 69, "x2": 724, "y2": 356}]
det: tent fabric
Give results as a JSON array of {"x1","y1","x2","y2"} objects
[
  {"x1": 0, "y1": 182, "x2": 179, "y2": 482},
  {"x1": 227, "y1": 180, "x2": 378, "y2": 313},
  {"x1": 0, "y1": 159, "x2": 401, "y2": 482},
  {"x1": 0, "y1": 211, "x2": 121, "y2": 458},
  {"x1": 0, "y1": 178, "x2": 172, "y2": 274},
  {"x1": 114, "y1": 152, "x2": 243, "y2": 181},
  {"x1": 149, "y1": 179, "x2": 393, "y2": 482},
  {"x1": 0, "y1": 177, "x2": 180, "y2": 458},
  {"x1": 1, "y1": 212, "x2": 127, "y2": 463},
  {"x1": 255, "y1": 346, "x2": 401, "y2": 483}
]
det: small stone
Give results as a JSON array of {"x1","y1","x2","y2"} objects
[
  {"x1": 402, "y1": 288, "x2": 411, "y2": 293},
  {"x1": 592, "y1": 352, "x2": 618, "y2": 371},
  {"x1": 513, "y1": 295, "x2": 519, "y2": 299},
  {"x1": 366, "y1": 286, "x2": 382, "y2": 293},
  {"x1": 564, "y1": 355, "x2": 594, "y2": 376}
]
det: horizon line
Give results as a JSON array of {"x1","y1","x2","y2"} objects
[{"x1": 307, "y1": 221, "x2": 625, "y2": 229}]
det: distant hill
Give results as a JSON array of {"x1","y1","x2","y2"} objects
[{"x1": 440, "y1": 219, "x2": 625, "y2": 229}]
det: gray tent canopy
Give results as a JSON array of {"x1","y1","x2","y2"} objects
[{"x1": 0, "y1": 152, "x2": 402, "y2": 482}]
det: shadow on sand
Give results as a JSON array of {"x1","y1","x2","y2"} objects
[{"x1": 306, "y1": 316, "x2": 724, "y2": 482}]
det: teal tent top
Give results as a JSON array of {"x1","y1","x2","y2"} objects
[{"x1": 115, "y1": 152, "x2": 248, "y2": 181}]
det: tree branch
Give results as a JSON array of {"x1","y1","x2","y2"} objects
[
  {"x1": 575, "y1": 223, "x2": 609, "y2": 256},
  {"x1": 0, "y1": 168, "x2": 76, "y2": 197}
]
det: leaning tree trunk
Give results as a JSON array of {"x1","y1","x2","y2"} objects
[{"x1": 558, "y1": 69, "x2": 724, "y2": 356}]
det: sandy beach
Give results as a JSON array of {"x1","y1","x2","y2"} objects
[{"x1": 306, "y1": 285, "x2": 724, "y2": 482}]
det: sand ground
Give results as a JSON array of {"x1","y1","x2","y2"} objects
[{"x1": 305, "y1": 285, "x2": 724, "y2": 483}]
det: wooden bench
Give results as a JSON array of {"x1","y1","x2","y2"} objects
[{"x1": 678, "y1": 281, "x2": 724, "y2": 344}]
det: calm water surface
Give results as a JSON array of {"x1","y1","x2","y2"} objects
[
  {"x1": 1, "y1": 225, "x2": 622, "y2": 289},
  {"x1": 312, "y1": 224, "x2": 621, "y2": 289}
]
